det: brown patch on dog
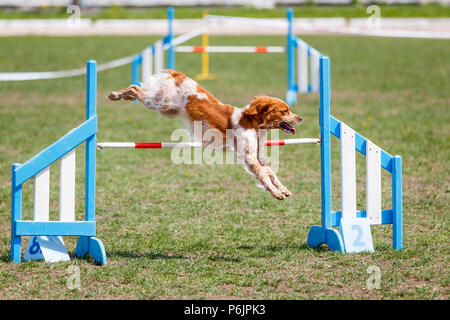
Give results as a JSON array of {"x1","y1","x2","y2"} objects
[
  {"x1": 185, "y1": 84, "x2": 235, "y2": 136},
  {"x1": 166, "y1": 69, "x2": 187, "y2": 86},
  {"x1": 185, "y1": 97, "x2": 235, "y2": 136},
  {"x1": 238, "y1": 113, "x2": 260, "y2": 130}
]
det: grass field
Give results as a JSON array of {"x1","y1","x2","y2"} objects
[{"x1": 0, "y1": 33, "x2": 449, "y2": 299}]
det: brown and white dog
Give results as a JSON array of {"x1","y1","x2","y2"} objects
[{"x1": 108, "y1": 70, "x2": 302, "y2": 200}]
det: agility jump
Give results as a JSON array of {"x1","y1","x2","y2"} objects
[
  {"x1": 10, "y1": 54, "x2": 402, "y2": 265},
  {"x1": 10, "y1": 61, "x2": 106, "y2": 265},
  {"x1": 9, "y1": 7, "x2": 402, "y2": 264}
]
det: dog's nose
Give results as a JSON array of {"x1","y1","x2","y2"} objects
[{"x1": 298, "y1": 116, "x2": 302, "y2": 123}]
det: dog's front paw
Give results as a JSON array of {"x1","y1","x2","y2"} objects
[
  {"x1": 271, "y1": 189, "x2": 286, "y2": 200},
  {"x1": 278, "y1": 185, "x2": 292, "y2": 197},
  {"x1": 282, "y1": 188, "x2": 292, "y2": 197}
]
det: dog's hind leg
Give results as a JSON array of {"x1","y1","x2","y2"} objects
[{"x1": 108, "y1": 85, "x2": 145, "y2": 102}]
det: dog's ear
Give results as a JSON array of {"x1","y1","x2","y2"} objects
[{"x1": 245, "y1": 96, "x2": 274, "y2": 116}]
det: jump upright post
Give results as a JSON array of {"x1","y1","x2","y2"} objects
[
  {"x1": 194, "y1": 10, "x2": 215, "y2": 80},
  {"x1": 307, "y1": 56, "x2": 403, "y2": 253},
  {"x1": 10, "y1": 60, "x2": 106, "y2": 265}
]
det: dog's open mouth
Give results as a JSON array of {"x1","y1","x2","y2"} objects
[{"x1": 279, "y1": 121, "x2": 296, "y2": 134}]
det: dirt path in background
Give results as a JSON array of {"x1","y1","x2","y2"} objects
[{"x1": 0, "y1": 18, "x2": 448, "y2": 38}]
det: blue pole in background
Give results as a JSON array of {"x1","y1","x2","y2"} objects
[
  {"x1": 285, "y1": 8, "x2": 297, "y2": 106},
  {"x1": 131, "y1": 55, "x2": 141, "y2": 86},
  {"x1": 167, "y1": 7, "x2": 175, "y2": 69}
]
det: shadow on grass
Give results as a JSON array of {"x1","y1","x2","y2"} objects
[
  {"x1": 108, "y1": 250, "x2": 242, "y2": 262},
  {"x1": 207, "y1": 255, "x2": 241, "y2": 262},
  {"x1": 108, "y1": 243, "x2": 329, "y2": 262},
  {"x1": 0, "y1": 254, "x2": 11, "y2": 263},
  {"x1": 108, "y1": 250, "x2": 189, "y2": 260},
  {"x1": 0, "y1": 242, "x2": 332, "y2": 266},
  {"x1": 237, "y1": 243, "x2": 330, "y2": 253}
]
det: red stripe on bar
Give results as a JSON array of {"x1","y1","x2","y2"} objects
[
  {"x1": 255, "y1": 47, "x2": 268, "y2": 53},
  {"x1": 135, "y1": 143, "x2": 162, "y2": 148},
  {"x1": 265, "y1": 140, "x2": 285, "y2": 146},
  {"x1": 193, "y1": 46, "x2": 205, "y2": 53}
]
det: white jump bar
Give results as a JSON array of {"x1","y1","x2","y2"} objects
[
  {"x1": 97, "y1": 138, "x2": 320, "y2": 150},
  {"x1": 175, "y1": 46, "x2": 285, "y2": 53}
]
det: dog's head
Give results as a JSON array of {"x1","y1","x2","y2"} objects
[{"x1": 244, "y1": 96, "x2": 302, "y2": 134}]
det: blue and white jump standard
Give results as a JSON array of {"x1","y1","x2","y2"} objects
[
  {"x1": 307, "y1": 56, "x2": 403, "y2": 253},
  {"x1": 10, "y1": 61, "x2": 106, "y2": 265},
  {"x1": 286, "y1": 8, "x2": 321, "y2": 106}
]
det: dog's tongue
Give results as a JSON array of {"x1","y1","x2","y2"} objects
[{"x1": 281, "y1": 122, "x2": 296, "y2": 134}]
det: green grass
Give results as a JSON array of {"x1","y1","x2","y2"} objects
[
  {"x1": 0, "y1": 34, "x2": 449, "y2": 299},
  {"x1": 1, "y1": 4, "x2": 450, "y2": 19}
]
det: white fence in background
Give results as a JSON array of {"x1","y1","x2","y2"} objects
[{"x1": 1, "y1": 0, "x2": 449, "y2": 8}]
